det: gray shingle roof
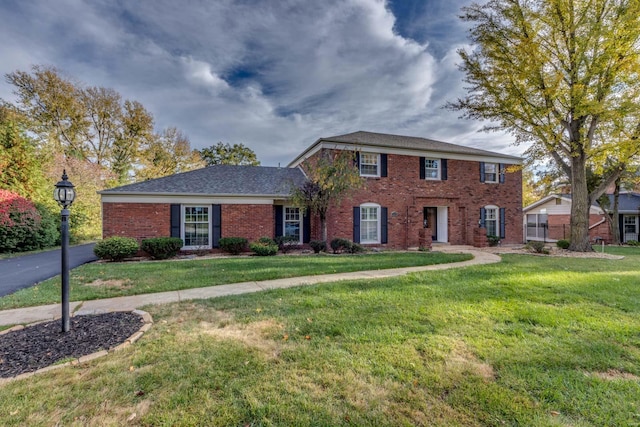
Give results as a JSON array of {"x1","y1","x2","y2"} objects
[
  {"x1": 607, "y1": 192, "x2": 640, "y2": 212},
  {"x1": 320, "y1": 131, "x2": 521, "y2": 160},
  {"x1": 100, "y1": 165, "x2": 306, "y2": 196}
]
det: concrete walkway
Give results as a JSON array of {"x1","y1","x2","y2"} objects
[{"x1": 0, "y1": 246, "x2": 500, "y2": 327}]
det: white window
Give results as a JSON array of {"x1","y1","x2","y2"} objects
[
  {"x1": 484, "y1": 163, "x2": 498, "y2": 183},
  {"x1": 182, "y1": 206, "x2": 210, "y2": 249},
  {"x1": 485, "y1": 206, "x2": 498, "y2": 237},
  {"x1": 284, "y1": 207, "x2": 302, "y2": 243},
  {"x1": 424, "y1": 158, "x2": 440, "y2": 180},
  {"x1": 360, "y1": 204, "x2": 380, "y2": 244},
  {"x1": 623, "y1": 215, "x2": 639, "y2": 242},
  {"x1": 359, "y1": 153, "x2": 380, "y2": 177}
]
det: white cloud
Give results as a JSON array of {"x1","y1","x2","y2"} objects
[{"x1": 0, "y1": 0, "x2": 522, "y2": 166}]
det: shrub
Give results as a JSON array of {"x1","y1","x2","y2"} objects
[
  {"x1": 487, "y1": 235, "x2": 500, "y2": 247},
  {"x1": 34, "y1": 203, "x2": 59, "y2": 249},
  {"x1": 349, "y1": 242, "x2": 365, "y2": 253},
  {"x1": 309, "y1": 240, "x2": 326, "y2": 253},
  {"x1": 275, "y1": 235, "x2": 300, "y2": 253},
  {"x1": 626, "y1": 240, "x2": 640, "y2": 247},
  {"x1": 330, "y1": 238, "x2": 353, "y2": 254},
  {"x1": 256, "y1": 236, "x2": 276, "y2": 245},
  {"x1": 141, "y1": 237, "x2": 183, "y2": 260},
  {"x1": 250, "y1": 239, "x2": 278, "y2": 256},
  {"x1": 556, "y1": 239, "x2": 570, "y2": 249},
  {"x1": 219, "y1": 237, "x2": 248, "y2": 255},
  {"x1": 526, "y1": 240, "x2": 549, "y2": 255},
  {"x1": 0, "y1": 189, "x2": 43, "y2": 253},
  {"x1": 93, "y1": 237, "x2": 139, "y2": 261}
]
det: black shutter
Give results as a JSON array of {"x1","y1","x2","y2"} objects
[
  {"x1": 303, "y1": 210, "x2": 311, "y2": 243},
  {"x1": 353, "y1": 207, "x2": 361, "y2": 243},
  {"x1": 212, "y1": 204, "x2": 221, "y2": 248},
  {"x1": 419, "y1": 157, "x2": 426, "y2": 180},
  {"x1": 441, "y1": 159, "x2": 448, "y2": 181},
  {"x1": 479, "y1": 207, "x2": 486, "y2": 228},
  {"x1": 499, "y1": 163, "x2": 506, "y2": 184},
  {"x1": 354, "y1": 151, "x2": 360, "y2": 169},
  {"x1": 275, "y1": 205, "x2": 283, "y2": 236},
  {"x1": 480, "y1": 162, "x2": 486, "y2": 182},
  {"x1": 499, "y1": 207, "x2": 506, "y2": 239},
  {"x1": 381, "y1": 207, "x2": 388, "y2": 244},
  {"x1": 380, "y1": 154, "x2": 388, "y2": 177},
  {"x1": 170, "y1": 204, "x2": 181, "y2": 238}
]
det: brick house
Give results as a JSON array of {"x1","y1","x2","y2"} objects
[
  {"x1": 523, "y1": 192, "x2": 640, "y2": 244},
  {"x1": 100, "y1": 131, "x2": 523, "y2": 250}
]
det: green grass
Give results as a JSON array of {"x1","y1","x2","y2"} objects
[
  {"x1": 1, "y1": 248, "x2": 639, "y2": 425},
  {"x1": 0, "y1": 252, "x2": 471, "y2": 310}
]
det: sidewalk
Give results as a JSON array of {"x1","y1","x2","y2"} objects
[{"x1": 0, "y1": 246, "x2": 500, "y2": 327}]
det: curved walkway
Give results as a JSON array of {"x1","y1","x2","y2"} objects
[{"x1": 0, "y1": 246, "x2": 500, "y2": 327}]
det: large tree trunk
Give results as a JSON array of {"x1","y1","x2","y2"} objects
[
  {"x1": 569, "y1": 152, "x2": 593, "y2": 251},
  {"x1": 611, "y1": 179, "x2": 621, "y2": 245}
]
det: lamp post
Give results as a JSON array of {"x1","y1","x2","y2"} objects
[{"x1": 54, "y1": 170, "x2": 76, "y2": 332}]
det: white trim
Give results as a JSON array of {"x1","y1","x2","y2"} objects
[
  {"x1": 283, "y1": 206, "x2": 303, "y2": 244},
  {"x1": 423, "y1": 158, "x2": 441, "y2": 180},
  {"x1": 359, "y1": 152, "x2": 381, "y2": 177},
  {"x1": 101, "y1": 194, "x2": 278, "y2": 204},
  {"x1": 360, "y1": 203, "x2": 381, "y2": 244},
  {"x1": 181, "y1": 205, "x2": 212, "y2": 250},
  {"x1": 287, "y1": 141, "x2": 522, "y2": 168},
  {"x1": 483, "y1": 163, "x2": 499, "y2": 183}
]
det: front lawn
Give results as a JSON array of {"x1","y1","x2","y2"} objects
[
  {"x1": 1, "y1": 249, "x2": 638, "y2": 425},
  {"x1": 0, "y1": 251, "x2": 471, "y2": 310}
]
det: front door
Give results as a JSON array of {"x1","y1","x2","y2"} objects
[{"x1": 423, "y1": 207, "x2": 437, "y2": 241}]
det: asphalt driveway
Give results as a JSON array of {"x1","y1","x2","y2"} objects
[{"x1": 0, "y1": 243, "x2": 97, "y2": 297}]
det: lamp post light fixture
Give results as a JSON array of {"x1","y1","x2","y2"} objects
[{"x1": 54, "y1": 170, "x2": 76, "y2": 332}]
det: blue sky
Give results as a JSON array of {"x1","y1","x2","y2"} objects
[{"x1": 0, "y1": 0, "x2": 521, "y2": 166}]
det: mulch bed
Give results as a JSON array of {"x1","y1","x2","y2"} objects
[{"x1": 0, "y1": 312, "x2": 144, "y2": 378}]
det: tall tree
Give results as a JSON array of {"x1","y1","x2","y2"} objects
[
  {"x1": 137, "y1": 127, "x2": 205, "y2": 180},
  {"x1": 290, "y1": 149, "x2": 363, "y2": 243},
  {"x1": 0, "y1": 105, "x2": 49, "y2": 200},
  {"x1": 449, "y1": 0, "x2": 640, "y2": 251},
  {"x1": 199, "y1": 142, "x2": 260, "y2": 166},
  {"x1": 5, "y1": 65, "x2": 155, "y2": 184}
]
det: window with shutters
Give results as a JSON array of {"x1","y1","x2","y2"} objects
[
  {"x1": 359, "y1": 153, "x2": 380, "y2": 177},
  {"x1": 182, "y1": 206, "x2": 211, "y2": 249},
  {"x1": 284, "y1": 207, "x2": 302, "y2": 243},
  {"x1": 484, "y1": 163, "x2": 498, "y2": 183},
  {"x1": 484, "y1": 206, "x2": 498, "y2": 237},
  {"x1": 360, "y1": 203, "x2": 380, "y2": 243},
  {"x1": 424, "y1": 158, "x2": 440, "y2": 180}
]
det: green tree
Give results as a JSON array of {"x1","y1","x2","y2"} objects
[
  {"x1": 137, "y1": 127, "x2": 205, "y2": 180},
  {"x1": 199, "y1": 142, "x2": 260, "y2": 166},
  {"x1": 0, "y1": 106, "x2": 48, "y2": 198},
  {"x1": 5, "y1": 65, "x2": 155, "y2": 184},
  {"x1": 449, "y1": 0, "x2": 640, "y2": 251},
  {"x1": 290, "y1": 149, "x2": 363, "y2": 243}
]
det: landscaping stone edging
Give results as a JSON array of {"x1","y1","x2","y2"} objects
[{"x1": 0, "y1": 309, "x2": 152, "y2": 385}]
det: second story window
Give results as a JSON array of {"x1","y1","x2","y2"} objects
[
  {"x1": 424, "y1": 158, "x2": 440, "y2": 179},
  {"x1": 484, "y1": 163, "x2": 498, "y2": 183},
  {"x1": 359, "y1": 153, "x2": 380, "y2": 177}
]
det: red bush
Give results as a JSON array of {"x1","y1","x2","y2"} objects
[{"x1": 0, "y1": 189, "x2": 43, "y2": 252}]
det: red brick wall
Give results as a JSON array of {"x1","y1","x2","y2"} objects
[
  {"x1": 102, "y1": 203, "x2": 171, "y2": 243},
  {"x1": 102, "y1": 202, "x2": 275, "y2": 245},
  {"x1": 303, "y1": 150, "x2": 523, "y2": 248},
  {"x1": 547, "y1": 213, "x2": 611, "y2": 242},
  {"x1": 221, "y1": 205, "x2": 274, "y2": 242}
]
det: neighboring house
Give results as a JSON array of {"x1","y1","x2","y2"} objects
[
  {"x1": 522, "y1": 192, "x2": 640, "y2": 243},
  {"x1": 100, "y1": 131, "x2": 523, "y2": 250}
]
